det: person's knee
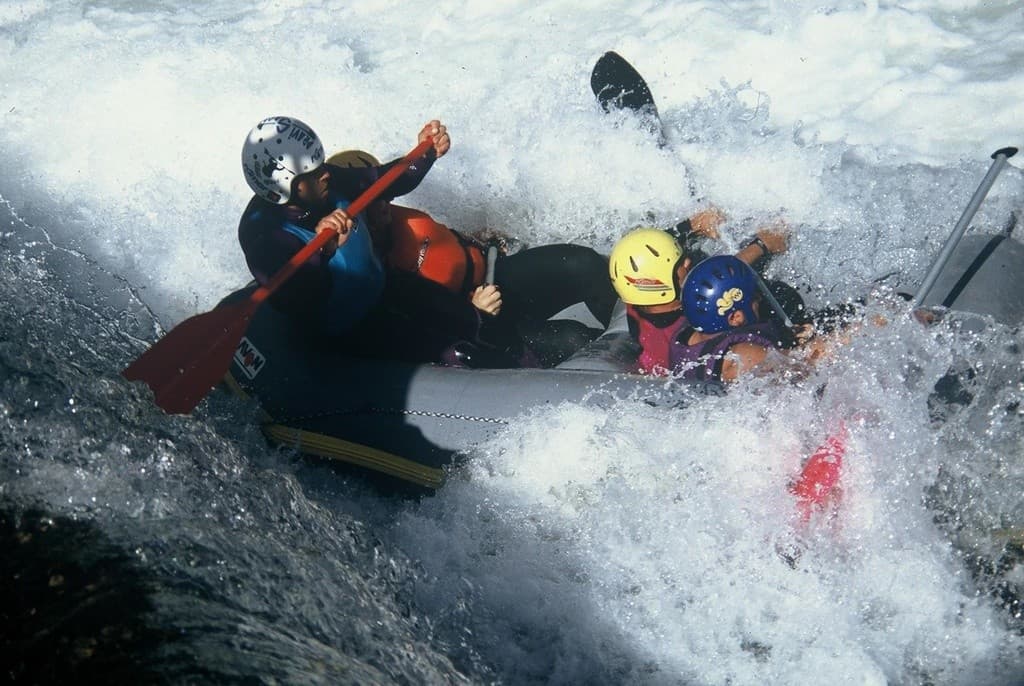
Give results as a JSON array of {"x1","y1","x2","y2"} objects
[
  {"x1": 566, "y1": 246, "x2": 616, "y2": 325},
  {"x1": 562, "y1": 245, "x2": 608, "y2": 281}
]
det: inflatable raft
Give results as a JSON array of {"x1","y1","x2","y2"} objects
[
  {"x1": 223, "y1": 228, "x2": 1024, "y2": 489},
  {"x1": 222, "y1": 295, "x2": 722, "y2": 488}
]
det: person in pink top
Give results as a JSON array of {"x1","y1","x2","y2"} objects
[{"x1": 607, "y1": 212, "x2": 790, "y2": 375}]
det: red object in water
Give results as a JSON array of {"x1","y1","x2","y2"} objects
[{"x1": 791, "y1": 421, "x2": 848, "y2": 524}]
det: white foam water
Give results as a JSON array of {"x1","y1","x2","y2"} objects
[{"x1": 1, "y1": 1, "x2": 1022, "y2": 683}]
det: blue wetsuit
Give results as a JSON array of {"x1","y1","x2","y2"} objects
[{"x1": 242, "y1": 200, "x2": 382, "y2": 335}]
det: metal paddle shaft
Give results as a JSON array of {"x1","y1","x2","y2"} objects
[
  {"x1": 913, "y1": 147, "x2": 1017, "y2": 307},
  {"x1": 788, "y1": 148, "x2": 1014, "y2": 533},
  {"x1": 754, "y1": 272, "x2": 794, "y2": 329},
  {"x1": 123, "y1": 138, "x2": 434, "y2": 415},
  {"x1": 485, "y1": 245, "x2": 498, "y2": 284}
]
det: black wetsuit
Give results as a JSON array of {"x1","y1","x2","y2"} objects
[{"x1": 484, "y1": 244, "x2": 617, "y2": 366}]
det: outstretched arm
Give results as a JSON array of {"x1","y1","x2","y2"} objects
[
  {"x1": 339, "y1": 119, "x2": 452, "y2": 201},
  {"x1": 679, "y1": 208, "x2": 789, "y2": 266},
  {"x1": 737, "y1": 222, "x2": 789, "y2": 265},
  {"x1": 719, "y1": 341, "x2": 771, "y2": 382}
]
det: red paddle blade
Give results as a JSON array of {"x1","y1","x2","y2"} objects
[
  {"x1": 123, "y1": 298, "x2": 256, "y2": 414},
  {"x1": 791, "y1": 422, "x2": 848, "y2": 524}
]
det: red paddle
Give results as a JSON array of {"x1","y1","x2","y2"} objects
[
  {"x1": 791, "y1": 421, "x2": 847, "y2": 527},
  {"x1": 786, "y1": 148, "x2": 1016, "y2": 530},
  {"x1": 123, "y1": 138, "x2": 434, "y2": 414}
]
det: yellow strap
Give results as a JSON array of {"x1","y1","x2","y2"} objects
[
  {"x1": 225, "y1": 371, "x2": 443, "y2": 488},
  {"x1": 263, "y1": 424, "x2": 444, "y2": 489}
]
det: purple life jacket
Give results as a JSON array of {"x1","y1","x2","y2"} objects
[{"x1": 669, "y1": 319, "x2": 788, "y2": 382}]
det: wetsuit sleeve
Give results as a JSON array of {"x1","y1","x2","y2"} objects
[
  {"x1": 378, "y1": 148, "x2": 438, "y2": 198},
  {"x1": 238, "y1": 204, "x2": 333, "y2": 326},
  {"x1": 326, "y1": 148, "x2": 438, "y2": 203}
]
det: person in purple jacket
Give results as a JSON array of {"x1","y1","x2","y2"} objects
[
  {"x1": 237, "y1": 115, "x2": 506, "y2": 364},
  {"x1": 672, "y1": 255, "x2": 799, "y2": 382}
]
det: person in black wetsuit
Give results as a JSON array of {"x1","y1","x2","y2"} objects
[
  {"x1": 329, "y1": 149, "x2": 619, "y2": 367},
  {"x1": 239, "y1": 115, "x2": 505, "y2": 366}
]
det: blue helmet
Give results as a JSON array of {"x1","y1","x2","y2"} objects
[{"x1": 682, "y1": 255, "x2": 759, "y2": 332}]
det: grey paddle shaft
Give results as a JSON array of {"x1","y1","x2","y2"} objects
[
  {"x1": 913, "y1": 147, "x2": 1018, "y2": 307},
  {"x1": 485, "y1": 245, "x2": 498, "y2": 284},
  {"x1": 755, "y1": 273, "x2": 794, "y2": 329}
]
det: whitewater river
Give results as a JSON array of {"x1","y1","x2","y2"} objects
[{"x1": 2, "y1": 1, "x2": 1023, "y2": 684}]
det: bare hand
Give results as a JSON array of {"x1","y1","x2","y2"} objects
[
  {"x1": 792, "y1": 323, "x2": 816, "y2": 345},
  {"x1": 755, "y1": 221, "x2": 790, "y2": 255},
  {"x1": 470, "y1": 227, "x2": 512, "y2": 254},
  {"x1": 802, "y1": 335, "x2": 834, "y2": 365},
  {"x1": 471, "y1": 284, "x2": 502, "y2": 316},
  {"x1": 314, "y1": 209, "x2": 354, "y2": 258},
  {"x1": 688, "y1": 207, "x2": 726, "y2": 240},
  {"x1": 418, "y1": 120, "x2": 451, "y2": 158}
]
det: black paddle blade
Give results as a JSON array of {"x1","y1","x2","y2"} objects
[
  {"x1": 590, "y1": 51, "x2": 665, "y2": 146},
  {"x1": 591, "y1": 51, "x2": 659, "y2": 117},
  {"x1": 122, "y1": 298, "x2": 255, "y2": 415}
]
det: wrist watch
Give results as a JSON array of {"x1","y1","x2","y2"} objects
[{"x1": 747, "y1": 235, "x2": 771, "y2": 256}]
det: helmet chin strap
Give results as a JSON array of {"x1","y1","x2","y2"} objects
[{"x1": 288, "y1": 177, "x2": 331, "y2": 216}]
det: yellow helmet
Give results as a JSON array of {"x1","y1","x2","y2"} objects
[
  {"x1": 608, "y1": 227, "x2": 685, "y2": 306},
  {"x1": 327, "y1": 149, "x2": 381, "y2": 168}
]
